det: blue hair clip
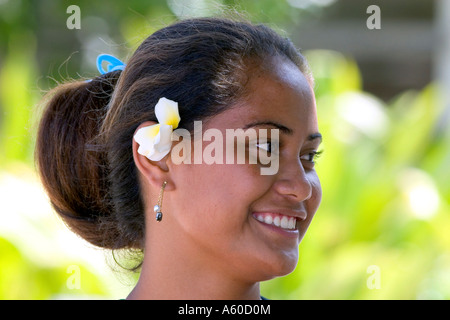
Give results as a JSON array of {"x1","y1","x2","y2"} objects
[{"x1": 96, "y1": 54, "x2": 126, "y2": 74}]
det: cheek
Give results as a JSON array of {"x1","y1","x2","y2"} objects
[
  {"x1": 309, "y1": 171, "x2": 322, "y2": 210},
  {"x1": 172, "y1": 162, "x2": 268, "y2": 232}
]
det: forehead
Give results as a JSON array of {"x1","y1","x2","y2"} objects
[
  {"x1": 246, "y1": 56, "x2": 314, "y2": 111},
  {"x1": 207, "y1": 56, "x2": 317, "y2": 132}
]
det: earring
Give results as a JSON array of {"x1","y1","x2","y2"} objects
[{"x1": 153, "y1": 181, "x2": 167, "y2": 222}]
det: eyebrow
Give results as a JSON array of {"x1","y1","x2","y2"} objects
[
  {"x1": 242, "y1": 121, "x2": 322, "y2": 142},
  {"x1": 308, "y1": 132, "x2": 323, "y2": 142},
  {"x1": 242, "y1": 121, "x2": 293, "y2": 135}
]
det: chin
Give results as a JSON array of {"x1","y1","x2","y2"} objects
[
  {"x1": 274, "y1": 256, "x2": 299, "y2": 278},
  {"x1": 253, "y1": 251, "x2": 299, "y2": 281}
]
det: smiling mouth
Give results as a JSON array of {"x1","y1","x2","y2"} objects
[{"x1": 253, "y1": 212, "x2": 297, "y2": 230}]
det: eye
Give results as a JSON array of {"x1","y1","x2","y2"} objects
[{"x1": 300, "y1": 150, "x2": 323, "y2": 165}]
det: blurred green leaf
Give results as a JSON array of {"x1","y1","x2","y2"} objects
[
  {"x1": 0, "y1": 237, "x2": 108, "y2": 299},
  {"x1": 0, "y1": 31, "x2": 38, "y2": 167}
]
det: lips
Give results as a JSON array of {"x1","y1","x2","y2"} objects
[{"x1": 252, "y1": 212, "x2": 297, "y2": 230}]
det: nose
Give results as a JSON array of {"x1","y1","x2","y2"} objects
[{"x1": 273, "y1": 160, "x2": 312, "y2": 202}]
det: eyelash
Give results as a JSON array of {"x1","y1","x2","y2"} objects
[
  {"x1": 300, "y1": 150, "x2": 323, "y2": 164},
  {"x1": 256, "y1": 142, "x2": 323, "y2": 164}
]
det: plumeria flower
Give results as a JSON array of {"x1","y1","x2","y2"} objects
[{"x1": 134, "y1": 97, "x2": 181, "y2": 161}]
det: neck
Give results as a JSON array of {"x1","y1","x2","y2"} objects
[
  {"x1": 127, "y1": 222, "x2": 261, "y2": 300},
  {"x1": 128, "y1": 252, "x2": 260, "y2": 300},
  {"x1": 128, "y1": 267, "x2": 260, "y2": 300}
]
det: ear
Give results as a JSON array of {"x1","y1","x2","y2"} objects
[{"x1": 132, "y1": 121, "x2": 173, "y2": 190}]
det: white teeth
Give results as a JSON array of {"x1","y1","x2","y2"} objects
[
  {"x1": 290, "y1": 218, "x2": 296, "y2": 229},
  {"x1": 273, "y1": 216, "x2": 280, "y2": 227},
  {"x1": 280, "y1": 216, "x2": 289, "y2": 229},
  {"x1": 255, "y1": 214, "x2": 296, "y2": 230},
  {"x1": 256, "y1": 215, "x2": 265, "y2": 223},
  {"x1": 264, "y1": 215, "x2": 273, "y2": 225}
]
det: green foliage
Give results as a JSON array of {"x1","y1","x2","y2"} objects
[
  {"x1": 0, "y1": 237, "x2": 109, "y2": 299},
  {"x1": 0, "y1": 31, "x2": 38, "y2": 166}
]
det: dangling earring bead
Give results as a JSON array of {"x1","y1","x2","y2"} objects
[
  {"x1": 154, "y1": 205, "x2": 162, "y2": 222},
  {"x1": 154, "y1": 181, "x2": 167, "y2": 222}
]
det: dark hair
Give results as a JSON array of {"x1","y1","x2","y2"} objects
[{"x1": 35, "y1": 17, "x2": 312, "y2": 251}]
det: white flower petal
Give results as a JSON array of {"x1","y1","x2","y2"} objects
[
  {"x1": 154, "y1": 124, "x2": 173, "y2": 153},
  {"x1": 134, "y1": 124, "x2": 159, "y2": 155},
  {"x1": 155, "y1": 97, "x2": 180, "y2": 129},
  {"x1": 147, "y1": 146, "x2": 169, "y2": 161},
  {"x1": 134, "y1": 124, "x2": 174, "y2": 161},
  {"x1": 134, "y1": 124, "x2": 159, "y2": 158},
  {"x1": 133, "y1": 97, "x2": 181, "y2": 162}
]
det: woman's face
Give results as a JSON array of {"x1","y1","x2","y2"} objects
[{"x1": 166, "y1": 56, "x2": 322, "y2": 282}]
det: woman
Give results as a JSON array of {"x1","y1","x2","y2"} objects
[{"x1": 35, "y1": 17, "x2": 322, "y2": 300}]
